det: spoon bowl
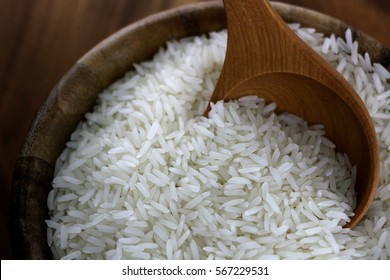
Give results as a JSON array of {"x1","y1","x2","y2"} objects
[{"x1": 210, "y1": 0, "x2": 380, "y2": 228}]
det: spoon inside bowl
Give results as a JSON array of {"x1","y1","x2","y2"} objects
[{"x1": 208, "y1": 0, "x2": 379, "y2": 228}]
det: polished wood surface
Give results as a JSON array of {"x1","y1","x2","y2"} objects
[{"x1": 1, "y1": 0, "x2": 389, "y2": 259}]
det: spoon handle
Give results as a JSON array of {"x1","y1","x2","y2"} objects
[
  {"x1": 211, "y1": 0, "x2": 344, "y2": 103},
  {"x1": 222, "y1": 0, "x2": 294, "y2": 71},
  {"x1": 211, "y1": 0, "x2": 292, "y2": 103}
]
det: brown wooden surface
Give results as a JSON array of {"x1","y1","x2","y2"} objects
[
  {"x1": 215, "y1": 0, "x2": 381, "y2": 229},
  {"x1": 1, "y1": 0, "x2": 389, "y2": 259}
]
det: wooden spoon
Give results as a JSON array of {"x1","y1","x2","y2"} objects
[{"x1": 209, "y1": 0, "x2": 379, "y2": 228}]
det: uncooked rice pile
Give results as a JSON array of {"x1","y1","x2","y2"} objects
[{"x1": 47, "y1": 24, "x2": 390, "y2": 260}]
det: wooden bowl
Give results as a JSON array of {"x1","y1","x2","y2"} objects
[{"x1": 11, "y1": 1, "x2": 390, "y2": 259}]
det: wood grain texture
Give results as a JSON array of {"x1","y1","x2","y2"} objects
[
  {"x1": 11, "y1": 156, "x2": 53, "y2": 259},
  {"x1": 1, "y1": 0, "x2": 389, "y2": 259},
  {"x1": 212, "y1": 0, "x2": 379, "y2": 228}
]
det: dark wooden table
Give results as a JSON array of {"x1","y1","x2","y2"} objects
[{"x1": 1, "y1": 0, "x2": 389, "y2": 259}]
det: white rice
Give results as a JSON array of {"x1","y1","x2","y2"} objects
[{"x1": 47, "y1": 23, "x2": 390, "y2": 260}]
